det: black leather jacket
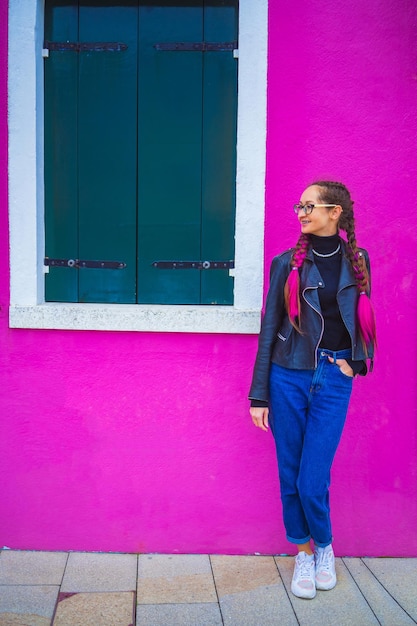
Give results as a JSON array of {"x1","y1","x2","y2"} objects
[{"x1": 249, "y1": 240, "x2": 374, "y2": 404}]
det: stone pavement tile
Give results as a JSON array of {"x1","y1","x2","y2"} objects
[
  {"x1": 363, "y1": 558, "x2": 417, "y2": 621},
  {"x1": 52, "y1": 591, "x2": 135, "y2": 626},
  {"x1": 137, "y1": 554, "x2": 217, "y2": 604},
  {"x1": 0, "y1": 584, "x2": 59, "y2": 626},
  {"x1": 0, "y1": 615, "x2": 50, "y2": 626},
  {"x1": 211, "y1": 555, "x2": 297, "y2": 625},
  {"x1": 275, "y1": 556, "x2": 380, "y2": 626},
  {"x1": 136, "y1": 603, "x2": 223, "y2": 626},
  {"x1": 343, "y1": 558, "x2": 415, "y2": 625},
  {"x1": 0, "y1": 551, "x2": 68, "y2": 585},
  {"x1": 61, "y1": 552, "x2": 137, "y2": 593}
]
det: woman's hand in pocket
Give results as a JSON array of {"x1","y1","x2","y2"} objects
[{"x1": 328, "y1": 357, "x2": 354, "y2": 377}]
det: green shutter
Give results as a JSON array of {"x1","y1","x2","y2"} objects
[
  {"x1": 77, "y1": 1, "x2": 138, "y2": 303},
  {"x1": 137, "y1": 1, "x2": 203, "y2": 304},
  {"x1": 44, "y1": 0, "x2": 237, "y2": 305},
  {"x1": 201, "y1": 1, "x2": 237, "y2": 304},
  {"x1": 44, "y1": 1, "x2": 79, "y2": 302}
]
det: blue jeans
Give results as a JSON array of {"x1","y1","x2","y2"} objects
[{"x1": 269, "y1": 349, "x2": 353, "y2": 548}]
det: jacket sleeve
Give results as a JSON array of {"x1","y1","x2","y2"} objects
[
  {"x1": 364, "y1": 249, "x2": 371, "y2": 296},
  {"x1": 248, "y1": 254, "x2": 290, "y2": 404},
  {"x1": 362, "y1": 248, "x2": 374, "y2": 368},
  {"x1": 349, "y1": 248, "x2": 373, "y2": 375}
]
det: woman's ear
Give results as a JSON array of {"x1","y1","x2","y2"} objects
[{"x1": 331, "y1": 204, "x2": 343, "y2": 220}]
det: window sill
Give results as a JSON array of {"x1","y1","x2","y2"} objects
[{"x1": 9, "y1": 303, "x2": 261, "y2": 334}]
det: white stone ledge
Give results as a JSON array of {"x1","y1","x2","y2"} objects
[{"x1": 9, "y1": 303, "x2": 261, "y2": 334}]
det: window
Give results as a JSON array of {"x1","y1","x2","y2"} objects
[
  {"x1": 45, "y1": 0, "x2": 237, "y2": 306},
  {"x1": 8, "y1": 0, "x2": 267, "y2": 332}
]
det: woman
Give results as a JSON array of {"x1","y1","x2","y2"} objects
[{"x1": 249, "y1": 180, "x2": 376, "y2": 600}]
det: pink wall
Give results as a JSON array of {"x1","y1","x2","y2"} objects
[
  {"x1": 1, "y1": 0, "x2": 416, "y2": 556},
  {"x1": 265, "y1": 0, "x2": 417, "y2": 556}
]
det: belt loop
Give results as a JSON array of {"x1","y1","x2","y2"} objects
[{"x1": 333, "y1": 351, "x2": 337, "y2": 363}]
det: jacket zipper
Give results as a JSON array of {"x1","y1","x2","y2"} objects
[{"x1": 302, "y1": 286, "x2": 324, "y2": 368}]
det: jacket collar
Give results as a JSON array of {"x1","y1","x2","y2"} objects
[{"x1": 304, "y1": 238, "x2": 356, "y2": 292}]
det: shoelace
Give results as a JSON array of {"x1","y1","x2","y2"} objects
[
  {"x1": 315, "y1": 550, "x2": 332, "y2": 572},
  {"x1": 297, "y1": 555, "x2": 314, "y2": 579}
]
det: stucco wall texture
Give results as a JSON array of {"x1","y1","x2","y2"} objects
[{"x1": 1, "y1": 1, "x2": 417, "y2": 556}]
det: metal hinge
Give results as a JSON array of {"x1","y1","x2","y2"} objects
[
  {"x1": 43, "y1": 41, "x2": 128, "y2": 52},
  {"x1": 152, "y1": 260, "x2": 234, "y2": 270},
  {"x1": 44, "y1": 257, "x2": 126, "y2": 269},
  {"x1": 154, "y1": 41, "x2": 237, "y2": 52}
]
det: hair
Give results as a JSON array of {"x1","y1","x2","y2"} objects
[{"x1": 284, "y1": 180, "x2": 376, "y2": 353}]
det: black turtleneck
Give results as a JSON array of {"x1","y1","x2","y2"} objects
[
  {"x1": 309, "y1": 234, "x2": 350, "y2": 351},
  {"x1": 309, "y1": 234, "x2": 364, "y2": 376}
]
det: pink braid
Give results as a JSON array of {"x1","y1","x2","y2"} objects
[
  {"x1": 350, "y1": 249, "x2": 377, "y2": 349},
  {"x1": 357, "y1": 292, "x2": 377, "y2": 346},
  {"x1": 284, "y1": 233, "x2": 309, "y2": 331}
]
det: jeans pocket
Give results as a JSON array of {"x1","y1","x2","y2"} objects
[{"x1": 335, "y1": 363, "x2": 354, "y2": 379}]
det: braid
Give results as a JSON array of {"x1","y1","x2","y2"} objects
[
  {"x1": 344, "y1": 216, "x2": 369, "y2": 294},
  {"x1": 312, "y1": 180, "x2": 377, "y2": 351},
  {"x1": 284, "y1": 232, "x2": 310, "y2": 331}
]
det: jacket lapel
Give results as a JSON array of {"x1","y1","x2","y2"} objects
[
  {"x1": 302, "y1": 250, "x2": 323, "y2": 310},
  {"x1": 337, "y1": 241, "x2": 356, "y2": 292}
]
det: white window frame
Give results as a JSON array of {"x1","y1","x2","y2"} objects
[{"x1": 8, "y1": 0, "x2": 267, "y2": 334}]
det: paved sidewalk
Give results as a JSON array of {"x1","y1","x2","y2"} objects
[{"x1": 0, "y1": 550, "x2": 416, "y2": 625}]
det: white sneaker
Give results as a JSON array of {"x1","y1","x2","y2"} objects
[
  {"x1": 314, "y1": 544, "x2": 337, "y2": 590},
  {"x1": 291, "y1": 551, "x2": 316, "y2": 599}
]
